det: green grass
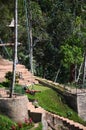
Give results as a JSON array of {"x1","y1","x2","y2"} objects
[
  {"x1": 0, "y1": 115, "x2": 16, "y2": 130},
  {"x1": 27, "y1": 84, "x2": 86, "y2": 126},
  {"x1": 0, "y1": 114, "x2": 35, "y2": 130}
]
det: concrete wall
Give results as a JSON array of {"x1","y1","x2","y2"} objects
[
  {"x1": 63, "y1": 92, "x2": 86, "y2": 121},
  {"x1": 63, "y1": 92, "x2": 77, "y2": 112},
  {"x1": 0, "y1": 95, "x2": 29, "y2": 123},
  {"x1": 77, "y1": 93, "x2": 86, "y2": 121},
  {"x1": 28, "y1": 111, "x2": 42, "y2": 123}
]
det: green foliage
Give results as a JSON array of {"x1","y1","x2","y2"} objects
[
  {"x1": 0, "y1": 114, "x2": 34, "y2": 130},
  {"x1": 0, "y1": 115, "x2": 16, "y2": 130},
  {"x1": 14, "y1": 84, "x2": 25, "y2": 94},
  {"x1": 60, "y1": 44, "x2": 83, "y2": 68},
  {"x1": 1, "y1": 80, "x2": 10, "y2": 88},
  {"x1": 0, "y1": 83, "x2": 4, "y2": 88},
  {"x1": 5, "y1": 71, "x2": 19, "y2": 84},
  {"x1": 0, "y1": 0, "x2": 86, "y2": 83}
]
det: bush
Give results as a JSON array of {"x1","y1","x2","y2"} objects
[
  {"x1": 1, "y1": 80, "x2": 10, "y2": 88},
  {"x1": 5, "y1": 71, "x2": 19, "y2": 84}
]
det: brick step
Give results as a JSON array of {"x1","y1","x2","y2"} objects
[
  {"x1": 16, "y1": 68, "x2": 26, "y2": 70},
  {"x1": 57, "y1": 116, "x2": 86, "y2": 130},
  {"x1": 46, "y1": 112, "x2": 86, "y2": 130},
  {"x1": 27, "y1": 101, "x2": 44, "y2": 123},
  {"x1": 0, "y1": 70, "x2": 31, "y2": 76},
  {"x1": 0, "y1": 70, "x2": 12, "y2": 73},
  {"x1": 0, "y1": 67, "x2": 26, "y2": 71},
  {"x1": 21, "y1": 71, "x2": 32, "y2": 74},
  {"x1": 0, "y1": 61, "x2": 12, "y2": 65},
  {"x1": 27, "y1": 103, "x2": 35, "y2": 110},
  {"x1": 0, "y1": 57, "x2": 38, "y2": 85},
  {"x1": 0, "y1": 68, "x2": 12, "y2": 70},
  {"x1": 22, "y1": 75, "x2": 33, "y2": 80},
  {"x1": 16, "y1": 64, "x2": 26, "y2": 68},
  {"x1": 16, "y1": 69, "x2": 30, "y2": 72},
  {"x1": 0, "y1": 64, "x2": 12, "y2": 67},
  {"x1": 16, "y1": 70, "x2": 31, "y2": 74},
  {"x1": 21, "y1": 80, "x2": 38, "y2": 84},
  {"x1": 27, "y1": 101, "x2": 44, "y2": 113},
  {"x1": 18, "y1": 81, "x2": 32, "y2": 86}
]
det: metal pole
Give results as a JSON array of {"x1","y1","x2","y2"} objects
[{"x1": 10, "y1": 0, "x2": 18, "y2": 97}]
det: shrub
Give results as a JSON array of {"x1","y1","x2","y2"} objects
[{"x1": 5, "y1": 71, "x2": 19, "y2": 84}]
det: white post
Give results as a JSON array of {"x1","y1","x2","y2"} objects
[
  {"x1": 28, "y1": 0, "x2": 33, "y2": 75},
  {"x1": 10, "y1": 0, "x2": 18, "y2": 97}
]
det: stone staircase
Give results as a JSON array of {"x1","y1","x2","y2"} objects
[
  {"x1": 0, "y1": 57, "x2": 38, "y2": 86},
  {"x1": 27, "y1": 101, "x2": 86, "y2": 130},
  {"x1": 46, "y1": 112, "x2": 86, "y2": 130},
  {"x1": 27, "y1": 101, "x2": 44, "y2": 123}
]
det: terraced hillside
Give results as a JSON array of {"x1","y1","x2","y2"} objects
[{"x1": 0, "y1": 57, "x2": 38, "y2": 86}]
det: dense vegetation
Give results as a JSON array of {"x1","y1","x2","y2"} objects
[{"x1": 0, "y1": 0, "x2": 86, "y2": 84}]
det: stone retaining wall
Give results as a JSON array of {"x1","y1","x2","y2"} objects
[
  {"x1": 77, "y1": 93, "x2": 86, "y2": 121},
  {"x1": 63, "y1": 92, "x2": 77, "y2": 112},
  {"x1": 37, "y1": 78, "x2": 86, "y2": 121},
  {"x1": 0, "y1": 95, "x2": 29, "y2": 123},
  {"x1": 45, "y1": 112, "x2": 86, "y2": 130}
]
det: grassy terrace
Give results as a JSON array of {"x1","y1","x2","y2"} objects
[
  {"x1": 0, "y1": 81, "x2": 86, "y2": 127},
  {"x1": 26, "y1": 83, "x2": 86, "y2": 126}
]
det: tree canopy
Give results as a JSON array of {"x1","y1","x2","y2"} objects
[{"x1": 0, "y1": 0, "x2": 86, "y2": 84}]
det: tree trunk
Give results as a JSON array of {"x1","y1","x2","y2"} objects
[
  {"x1": 69, "y1": 64, "x2": 75, "y2": 82},
  {"x1": 82, "y1": 50, "x2": 86, "y2": 84},
  {"x1": 76, "y1": 63, "x2": 83, "y2": 83}
]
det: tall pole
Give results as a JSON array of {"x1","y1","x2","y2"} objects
[
  {"x1": 27, "y1": 0, "x2": 33, "y2": 75},
  {"x1": 10, "y1": 0, "x2": 18, "y2": 97}
]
